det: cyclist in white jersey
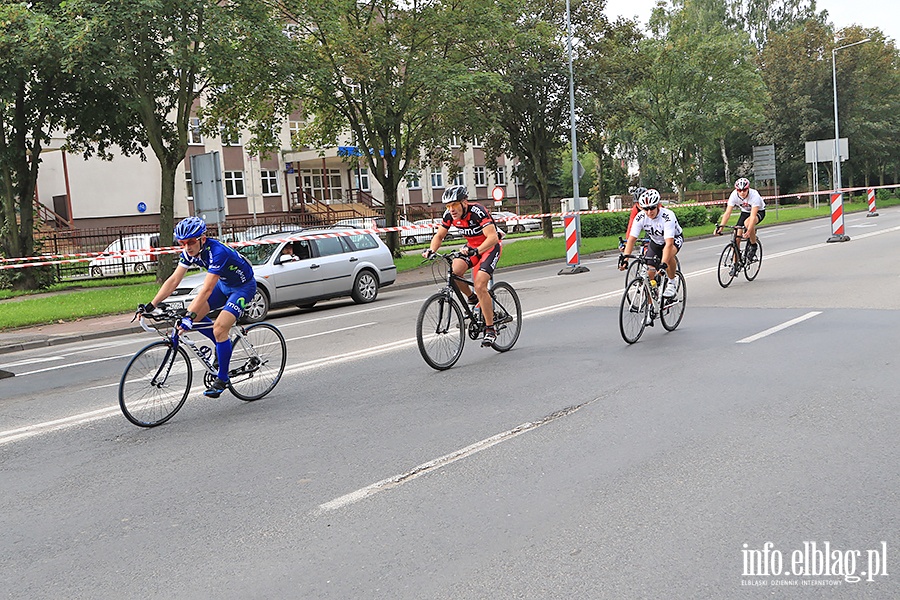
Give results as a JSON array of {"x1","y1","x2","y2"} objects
[
  {"x1": 715, "y1": 177, "x2": 766, "y2": 259},
  {"x1": 618, "y1": 189, "x2": 684, "y2": 298}
]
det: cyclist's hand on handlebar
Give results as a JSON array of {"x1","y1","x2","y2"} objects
[
  {"x1": 617, "y1": 254, "x2": 628, "y2": 271},
  {"x1": 714, "y1": 225, "x2": 723, "y2": 236},
  {"x1": 178, "y1": 316, "x2": 194, "y2": 332},
  {"x1": 422, "y1": 248, "x2": 436, "y2": 259}
]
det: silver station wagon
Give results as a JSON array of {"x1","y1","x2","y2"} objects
[{"x1": 161, "y1": 228, "x2": 397, "y2": 322}]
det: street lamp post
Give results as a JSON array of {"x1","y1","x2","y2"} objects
[{"x1": 828, "y1": 37, "x2": 870, "y2": 243}]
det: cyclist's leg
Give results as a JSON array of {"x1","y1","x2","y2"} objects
[
  {"x1": 193, "y1": 289, "x2": 221, "y2": 344},
  {"x1": 661, "y1": 237, "x2": 680, "y2": 280},
  {"x1": 473, "y1": 245, "x2": 501, "y2": 327},
  {"x1": 452, "y1": 256, "x2": 474, "y2": 301},
  {"x1": 211, "y1": 281, "x2": 256, "y2": 384},
  {"x1": 747, "y1": 210, "x2": 765, "y2": 248}
]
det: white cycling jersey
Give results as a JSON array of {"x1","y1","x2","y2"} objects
[
  {"x1": 727, "y1": 188, "x2": 766, "y2": 212},
  {"x1": 628, "y1": 207, "x2": 683, "y2": 245}
]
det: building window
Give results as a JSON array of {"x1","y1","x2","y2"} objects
[
  {"x1": 189, "y1": 117, "x2": 203, "y2": 145},
  {"x1": 406, "y1": 171, "x2": 421, "y2": 189},
  {"x1": 220, "y1": 126, "x2": 240, "y2": 146},
  {"x1": 452, "y1": 172, "x2": 465, "y2": 187},
  {"x1": 261, "y1": 170, "x2": 279, "y2": 195},
  {"x1": 185, "y1": 171, "x2": 193, "y2": 199},
  {"x1": 356, "y1": 168, "x2": 370, "y2": 191},
  {"x1": 449, "y1": 134, "x2": 461, "y2": 148},
  {"x1": 431, "y1": 170, "x2": 444, "y2": 189},
  {"x1": 474, "y1": 166, "x2": 486, "y2": 187},
  {"x1": 224, "y1": 171, "x2": 245, "y2": 197},
  {"x1": 471, "y1": 136, "x2": 483, "y2": 148},
  {"x1": 495, "y1": 166, "x2": 506, "y2": 186}
]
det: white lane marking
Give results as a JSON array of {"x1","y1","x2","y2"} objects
[
  {"x1": 283, "y1": 322, "x2": 374, "y2": 343},
  {"x1": 15, "y1": 353, "x2": 134, "y2": 377},
  {"x1": 316, "y1": 402, "x2": 590, "y2": 514},
  {"x1": 736, "y1": 311, "x2": 822, "y2": 344},
  {"x1": 0, "y1": 356, "x2": 62, "y2": 369},
  {"x1": 277, "y1": 299, "x2": 422, "y2": 329},
  {"x1": 0, "y1": 405, "x2": 122, "y2": 445}
]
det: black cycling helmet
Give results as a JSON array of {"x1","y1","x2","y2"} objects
[
  {"x1": 441, "y1": 185, "x2": 469, "y2": 204},
  {"x1": 174, "y1": 216, "x2": 207, "y2": 240}
]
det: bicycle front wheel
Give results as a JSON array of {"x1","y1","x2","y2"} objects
[
  {"x1": 416, "y1": 293, "x2": 464, "y2": 370},
  {"x1": 228, "y1": 323, "x2": 286, "y2": 401},
  {"x1": 619, "y1": 279, "x2": 649, "y2": 344},
  {"x1": 119, "y1": 341, "x2": 192, "y2": 427},
  {"x1": 744, "y1": 239, "x2": 763, "y2": 281},
  {"x1": 660, "y1": 270, "x2": 687, "y2": 331},
  {"x1": 717, "y1": 244, "x2": 737, "y2": 288},
  {"x1": 624, "y1": 260, "x2": 642, "y2": 286},
  {"x1": 489, "y1": 281, "x2": 522, "y2": 352}
]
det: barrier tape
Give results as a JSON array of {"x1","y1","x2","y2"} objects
[{"x1": 4, "y1": 183, "x2": 899, "y2": 270}]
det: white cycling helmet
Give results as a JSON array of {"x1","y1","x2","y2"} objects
[
  {"x1": 638, "y1": 189, "x2": 660, "y2": 209},
  {"x1": 734, "y1": 177, "x2": 750, "y2": 191}
]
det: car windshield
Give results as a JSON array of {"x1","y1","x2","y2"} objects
[{"x1": 237, "y1": 242, "x2": 278, "y2": 266}]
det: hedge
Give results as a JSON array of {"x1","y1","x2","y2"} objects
[{"x1": 580, "y1": 204, "x2": 717, "y2": 238}]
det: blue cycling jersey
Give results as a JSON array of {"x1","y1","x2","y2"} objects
[{"x1": 179, "y1": 238, "x2": 254, "y2": 287}]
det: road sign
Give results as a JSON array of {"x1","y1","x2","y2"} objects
[
  {"x1": 753, "y1": 144, "x2": 776, "y2": 180},
  {"x1": 804, "y1": 139, "x2": 848, "y2": 164},
  {"x1": 491, "y1": 186, "x2": 505, "y2": 202}
]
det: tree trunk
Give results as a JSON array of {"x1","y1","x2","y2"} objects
[
  {"x1": 156, "y1": 160, "x2": 178, "y2": 283},
  {"x1": 720, "y1": 138, "x2": 730, "y2": 185}
]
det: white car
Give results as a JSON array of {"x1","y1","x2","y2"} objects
[
  {"x1": 89, "y1": 233, "x2": 160, "y2": 277},
  {"x1": 159, "y1": 228, "x2": 397, "y2": 322},
  {"x1": 413, "y1": 217, "x2": 460, "y2": 240},
  {"x1": 332, "y1": 217, "x2": 434, "y2": 245},
  {"x1": 492, "y1": 211, "x2": 542, "y2": 234}
]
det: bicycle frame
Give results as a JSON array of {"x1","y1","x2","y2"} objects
[{"x1": 432, "y1": 252, "x2": 494, "y2": 326}]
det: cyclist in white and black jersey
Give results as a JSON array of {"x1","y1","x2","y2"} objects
[
  {"x1": 716, "y1": 177, "x2": 766, "y2": 259},
  {"x1": 618, "y1": 189, "x2": 684, "y2": 298}
]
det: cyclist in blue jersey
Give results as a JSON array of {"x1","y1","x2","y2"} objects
[{"x1": 137, "y1": 216, "x2": 257, "y2": 398}]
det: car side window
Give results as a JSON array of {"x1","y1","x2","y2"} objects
[
  {"x1": 346, "y1": 233, "x2": 378, "y2": 251},
  {"x1": 295, "y1": 240, "x2": 311, "y2": 259},
  {"x1": 314, "y1": 237, "x2": 345, "y2": 257}
]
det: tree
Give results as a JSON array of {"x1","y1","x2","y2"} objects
[
  {"x1": 65, "y1": 0, "x2": 297, "y2": 280},
  {"x1": 625, "y1": 0, "x2": 765, "y2": 198},
  {"x1": 721, "y1": 0, "x2": 822, "y2": 49},
  {"x1": 0, "y1": 1, "x2": 123, "y2": 290},
  {"x1": 277, "y1": 0, "x2": 499, "y2": 255}
]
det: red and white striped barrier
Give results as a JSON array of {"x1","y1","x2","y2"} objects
[
  {"x1": 827, "y1": 192, "x2": 849, "y2": 242},
  {"x1": 564, "y1": 215, "x2": 579, "y2": 266},
  {"x1": 867, "y1": 187, "x2": 879, "y2": 217}
]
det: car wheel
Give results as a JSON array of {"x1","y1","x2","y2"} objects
[
  {"x1": 90, "y1": 266, "x2": 103, "y2": 278},
  {"x1": 133, "y1": 262, "x2": 147, "y2": 274},
  {"x1": 513, "y1": 224, "x2": 525, "y2": 233},
  {"x1": 351, "y1": 269, "x2": 379, "y2": 304},
  {"x1": 405, "y1": 236, "x2": 417, "y2": 245},
  {"x1": 297, "y1": 302, "x2": 316, "y2": 309},
  {"x1": 241, "y1": 289, "x2": 269, "y2": 323}
]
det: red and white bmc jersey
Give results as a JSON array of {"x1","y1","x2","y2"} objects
[{"x1": 441, "y1": 202, "x2": 499, "y2": 248}]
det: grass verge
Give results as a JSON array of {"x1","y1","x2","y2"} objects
[{"x1": 1, "y1": 199, "x2": 895, "y2": 330}]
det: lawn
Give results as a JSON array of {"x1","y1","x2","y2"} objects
[{"x1": 1, "y1": 198, "x2": 894, "y2": 330}]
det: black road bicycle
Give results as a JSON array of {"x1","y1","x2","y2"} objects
[
  {"x1": 416, "y1": 251, "x2": 522, "y2": 370},
  {"x1": 716, "y1": 225, "x2": 763, "y2": 288},
  {"x1": 119, "y1": 305, "x2": 286, "y2": 427},
  {"x1": 618, "y1": 254, "x2": 686, "y2": 344}
]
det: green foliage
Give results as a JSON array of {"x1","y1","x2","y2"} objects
[
  {"x1": 670, "y1": 206, "x2": 712, "y2": 227},
  {"x1": 580, "y1": 212, "x2": 630, "y2": 238},
  {"x1": 708, "y1": 206, "x2": 724, "y2": 224}
]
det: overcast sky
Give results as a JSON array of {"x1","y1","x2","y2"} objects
[{"x1": 604, "y1": 0, "x2": 900, "y2": 43}]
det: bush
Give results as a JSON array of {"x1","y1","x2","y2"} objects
[
  {"x1": 671, "y1": 205, "x2": 711, "y2": 227},
  {"x1": 581, "y1": 212, "x2": 630, "y2": 238},
  {"x1": 707, "y1": 207, "x2": 723, "y2": 225}
]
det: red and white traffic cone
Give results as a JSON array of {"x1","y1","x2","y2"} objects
[{"x1": 866, "y1": 187, "x2": 879, "y2": 217}]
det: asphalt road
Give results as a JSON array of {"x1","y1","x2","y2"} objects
[{"x1": 1, "y1": 210, "x2": 898, "y2": 599}]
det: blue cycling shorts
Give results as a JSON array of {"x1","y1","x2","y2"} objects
[{"x1": 207, "y1": 280, "x2": 258, "y2": 319}]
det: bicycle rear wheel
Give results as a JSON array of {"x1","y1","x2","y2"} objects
[
  {"x1": 417, "y1": 293, "x2": 464, "y2": 370},
  {"x1": 489, "y1": 281, "x2": 521, "y2": 352},
  {"x1": 660, "y1": 270, "x2": 687, "y2": 331},
  {"x1": 119, "y1": 341, "x2": 192, "y2": 427},
  {"x1": 717, "y1": 244, "x2": 737, "y2": 288},
  {"x1": 744, "y1": 239, "x2": 763, "y2": 281},
  {"x1": 619, "y1": 279, "x2": 648, "y2": 344},
  {"x1": 228, "y1": 323, "x2": 286, "y2": 401}
]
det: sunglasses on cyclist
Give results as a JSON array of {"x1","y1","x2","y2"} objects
[{"x1": 177, "y1": 238, "x2": 201, "y2": 247}]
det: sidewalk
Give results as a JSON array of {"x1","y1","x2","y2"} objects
[{"x1": 0, "y1": 265, "x2": 438, "y2": 355}]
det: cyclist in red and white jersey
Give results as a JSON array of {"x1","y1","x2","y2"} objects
[{"x1": 423, "y1": 185, "x2": 502, "y2": 347}]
